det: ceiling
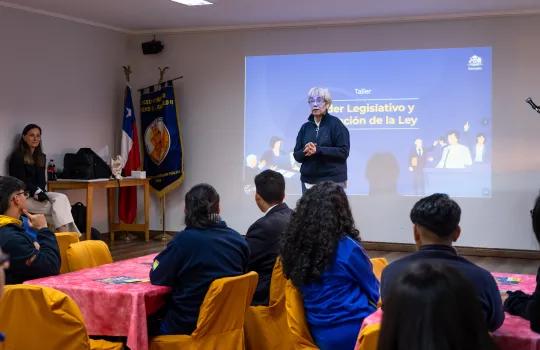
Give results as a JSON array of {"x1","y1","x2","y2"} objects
[{"x1": 1, "y1": 0, "x2": 540, "y2": 33}]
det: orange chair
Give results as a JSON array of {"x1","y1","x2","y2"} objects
[
  {"x1": 355, "y1": 323, "x2": 381, "y2": 350},
  {"x1": 284, "y1": 279, "x2": 319, "y2": 349},
  {"x1": 150, "y1": 271, "x2": 259, "y2": 350},
  {"x1": 55, "y1": 232, "x2": 80, "y2": 274},
  {"x1": 369, "y1": 257, "x2": 389, "y2": 281},
  {"x1": 245, "y1": 258, "x2": 294, "y2": 350},
  {"x1": 0, "y1": 284, "x2": 122, "y2": 350},
  {"x1": 66, "y1": 240, "x2": 113, "y2": 272}
]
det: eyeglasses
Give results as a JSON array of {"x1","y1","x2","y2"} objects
[
  {"x1": 13, "y1": 191, "x2": 29, "y2": 199},
  {"x1": 308, "y1": 97, "x2": 325, "y2": 104}
]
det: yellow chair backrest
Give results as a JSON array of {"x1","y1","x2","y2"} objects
[
  {"x1": 0, "y1": 284, "x2": 122, "y2": 350},
  {"x1": 284, "y1": 279, "x2": 319, "y2": 349},
  {"x1": 356, "y1": 323, "x2": 381, "y2": 350},
  {"x1": 370, "y1": 257, "x2": 389, "y2": 281},
  {"x1": 245, "y1": 258, "x2": 294, "y2": 350},
  {"x1": 66, "y1": 240, "x2": 113, "y2": 272},
  {"x1": 55, "y1": 232, "x2": 80, "y2": 274},
  {"x1": 150, "y1": 271, "x2": 259, "y2": 350}
]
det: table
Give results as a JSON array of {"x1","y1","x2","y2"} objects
[
  {"x1": 355, "y1": 272, "x2": 540, "y2": 350},
  {"x1": 25, "y1": 254, "x2": 170, "y2": 350},
  {"x1": 48, "y1": 178, "x2": 150, "y2": 241}
]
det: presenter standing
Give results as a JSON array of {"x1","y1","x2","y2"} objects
[{"x1": 293, "y1": 87, "x2": 350, "y2": 193}]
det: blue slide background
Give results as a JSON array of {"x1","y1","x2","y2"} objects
[{"x1": 244, "y1": 47, "x2": 492, "y2": 197}]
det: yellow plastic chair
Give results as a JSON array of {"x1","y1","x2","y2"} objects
[
  {"x1": 356, "y1": 323, "x2": 381, "y2": 350},
  {"x1": 284, "y1": 279, "x2": 319, "y2": 349},
  {"x1": 245, "y1": 258, "x2": 294, "y2": 350},
  {"x1": 150, "y1": 271, "x2": 259, "y2": 350},
  {"x1": 55, "y1": 232, "x2": 80, "y2": 274},
  {"x1": 66, "y1": 240, "x2": 113, "y2": 272},
  {"x1": 0, "y1": 284, "x2": 122, "y2": 350},
  {"x1": 369, "y1": 257, "x2": 389, "y2": 281}
]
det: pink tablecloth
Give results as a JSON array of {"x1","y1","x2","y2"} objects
[
  {"x1": 356, "y1": 272, "x2": 540, "y2": 350},
  {"x1": 25, "y1": 254, "x2": 170, "y2": 350}
]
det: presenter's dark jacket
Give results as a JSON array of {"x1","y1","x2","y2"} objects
[
  {"x1": 245, "y1": 203, "x2": 292, "y2": 305},
  {"x1": 150, "y1": 221, "x2": 249, "y2": 335},
  {"x1": 293, "y1": 113, "x2": 350, "y2": 184},
  {"x1": 503, "y1": 266, "x2": 540, "y2": 333},
  {"x1": 0, "y1": 216, "x2": 60, "y2": 284},
  {"x1": 9, "y1": 151, "x2": 46, "y2": 197},
  {"x1": 380, "y1": 244, "x2": 504, "y2": 332}
]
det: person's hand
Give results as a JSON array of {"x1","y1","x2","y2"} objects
[
  {"x1": 22, "y1": 210, "x2": 48, "y2": 230},
  {"x1": 464, "y1": 121, "x2": 470, "y2": 132},
  {"x1": 34, "y1": 188, "x2": 49, "y2": 202},
  {"x1": 303, "y1": 142, "x2": 317, "y2": 156}
]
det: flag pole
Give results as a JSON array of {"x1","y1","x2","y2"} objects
[{"x1": 155, "y1": 194, "x2": 171, "y2": 241}]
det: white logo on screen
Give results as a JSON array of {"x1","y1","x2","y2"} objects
[{"x1": 467, "y1": 55, "x2": 483, "y2": 71}]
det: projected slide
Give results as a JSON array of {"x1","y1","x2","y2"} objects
[{"x1": 244, "y1": 47, "x2": 492, "y2": 197}]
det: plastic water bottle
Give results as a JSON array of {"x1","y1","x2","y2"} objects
[{"x1": 47, "y1": 159, "x2": 57, "y2": 181}]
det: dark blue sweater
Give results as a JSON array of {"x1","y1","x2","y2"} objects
[
  {"x1": 293, "y1": 113, "x2": 350, "y2": 184},
  {"x1": 380, "y1": 244, "x2": 504, "y2": 331},
  {"x1": 150, "y1": 221, "x2": 249, "y2": 335},
  {"x1": 0, "y1": 223, "x2": 60, "y2": 284}
]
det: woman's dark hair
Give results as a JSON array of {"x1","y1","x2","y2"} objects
[
  {"x1": 184, "y1": 184, "x2": 220, "y2": 229},
  {"x1": 531, "y1": 193, "x2": 540, "y2": 244},
  {"x1": 280, "y1": 181, "x2": 359, "y2": 287},
  {"x1": 378, "y1": 263, "x2": 497, "y2": 350},
  {"x1": 17, "y1": 124, "x2": 45, "y2": 167}
]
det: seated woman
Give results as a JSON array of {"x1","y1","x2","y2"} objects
[
  {"x1": 149, "y1": 184, "x2": 249, "y2": 335},
  {"x1": 280, "y1": 181, "x2": 379, "y2": 350},
  {"x1": 504, "y1": 193, "x2": 540, "y2": 332},
  {"x1": 9, "y1": 124, "x2": 78, "y2": 233},
  {"x1": 378, "y1": 262, "x2": 496, "y2": 350}
]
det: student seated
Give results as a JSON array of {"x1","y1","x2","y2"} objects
[
  {"x1": 0, "y1": 176, "x2": 60, "y2": 284},
  {"x1": 246, "y1": 169, "x2": 292, "y2": 305},
  {"x1": 378, "y1": 262, "x2": 497, "y2": 350},
  {"x1": 9, "y1": 124, "x2": 79, "y2": 233},
  {"x1": 149, "y1": 184, "x2": 249, "y2": 335},
  {"x1": 380, "y1": 193, "x2": 504, "y2": 331},
  {"x1": 504, "y1": 193, "x2": 540, "y2": 333},
  {"x1": 280, "y1": 182, "x2": 379, "y2": 350}
]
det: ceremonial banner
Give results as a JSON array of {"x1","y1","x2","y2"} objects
[{"x1": 140, "y1": 81, "x2": 184, "y2": 197}]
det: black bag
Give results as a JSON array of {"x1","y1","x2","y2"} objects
[
  {"x1": 71, "y1": 202, "x2": 101, "y2": 240},
  {"x1": 63, "y1": 148, "x2": 112, "y2": 180}
]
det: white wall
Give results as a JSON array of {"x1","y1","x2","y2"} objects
[
  {"x1": 0, "y1": 7, "x2": 128, "y2": 231},
  {"x1": 129, "y1": 15, "x2": 540, "y2": 250}
]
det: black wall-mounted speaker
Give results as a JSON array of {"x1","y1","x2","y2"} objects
[{"x1": 141, "y1": 40, "x2": 164, "y2": 55}]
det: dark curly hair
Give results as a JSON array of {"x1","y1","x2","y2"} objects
[
  {"x1": 280, "y1": 181, "x2": 360, "y2": 287},
  {"x1": 410, "y1": 193, "x2": 461, "y2": 238},
  {"x1": 184, "y1": 184, "x2": 220, "y2": 229}
]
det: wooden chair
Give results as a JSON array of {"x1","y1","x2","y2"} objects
[
  {"x1": 66, "y1": 240, "x2": 113, "y2": 272},
  {"x1": 54, "y1": 232, "x2": 80, "y2": 274},
  {"x1": 150, "y1": 271, "x2": 258, "y2": 350},
  {"x1": 245, "y1": 258, "x2": 294, "y2": 350},
  {"x1": 0, "y1": 284, "x2": 123, "y2": 350},
  {"x1": 284, "y1": 279, "x2": 319, "y2": 349}
]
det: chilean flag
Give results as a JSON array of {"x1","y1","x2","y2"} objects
[{"x1": 119, "y1": 85, "x2": 141, "y2": 224}]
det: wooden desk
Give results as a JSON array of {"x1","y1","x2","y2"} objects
[{"x1": 48, "y1": 178, "x2": 150, "y2": 241}]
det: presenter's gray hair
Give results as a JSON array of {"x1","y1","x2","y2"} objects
[{"x1": 307, "y1": 87, "x2": 332, "y2": 106}]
